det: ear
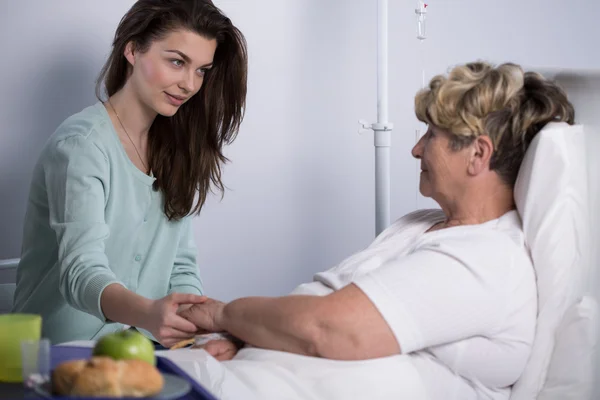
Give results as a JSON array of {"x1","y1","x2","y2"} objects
[
  {"x1": 124, "y1": 41, "x2": 136, "y2": 66},
  {"x1": 467, "y1": 135, "x2": 494, "y2": 176}
]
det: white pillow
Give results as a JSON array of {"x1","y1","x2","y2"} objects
[
  {"x1": 537, "y1": 296, "x2": 598, "y2": 400},
  {"x1": 511, "y1": 122, "x2": 590, "y2": 400}
]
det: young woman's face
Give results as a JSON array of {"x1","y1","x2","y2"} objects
[{"x1": 125, "y1": 29, "x2": 217, "y2": 117}]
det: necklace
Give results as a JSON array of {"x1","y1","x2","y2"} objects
[{"x1": 107, "y1": 99, "x2": 149, "y2": 174}]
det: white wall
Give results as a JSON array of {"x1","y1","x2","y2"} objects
[{"x1": 1, "y1": 0, "x2": 599, "y2": 302}]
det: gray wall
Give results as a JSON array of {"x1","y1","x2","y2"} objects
[{"x1": 1, "y1": 0, "x2": 599, "y2": 301}]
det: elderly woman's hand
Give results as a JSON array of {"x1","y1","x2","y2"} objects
[
  {"x1": 178, "y1": 296, "x2": 226, "y2": 333},
  {"x1": 199, "y1": 339, "x2": 240, "y2": 361}
]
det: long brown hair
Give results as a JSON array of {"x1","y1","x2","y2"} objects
[{"x1": 96, "y1": 0, "x2": 248, "y2": 220}]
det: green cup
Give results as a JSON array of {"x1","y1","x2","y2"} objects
[{"x1": 0, "y1": 314, "x2": 42, "y2": 382}]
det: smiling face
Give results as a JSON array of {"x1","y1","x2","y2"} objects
[
  {"x1": 411, "y1": 125, "x2": 471, "y2": 203},
  {"x1": 124, "y1": 29, "x2": 217, "y2": 117}
]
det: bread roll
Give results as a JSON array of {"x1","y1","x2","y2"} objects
[{"x1": 52, "y1": 356, "x2": 164, "y2": 398}]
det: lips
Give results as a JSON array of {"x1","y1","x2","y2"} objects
[
  {"x1": 167, "y1": 93, "x2": 186, "y2": 101},
  {"x1": 164, "y1": 92, "x2": 187, "y2": 106}
]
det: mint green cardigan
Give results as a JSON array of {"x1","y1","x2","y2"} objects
[{"x1": 13, "y1": 102, "x2": 204, "y2": 344}]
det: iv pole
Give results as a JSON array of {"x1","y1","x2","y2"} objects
[
  {"x1": 360, "y1": 0, "x2": 393, "y2": 237},
  {"x1": 359, "y1": 0, "x2": 427, "y2": 237}
]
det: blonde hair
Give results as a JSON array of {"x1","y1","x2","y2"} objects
[{"x1": 415, "y1": 61, "x2": 574, "y2": 185}]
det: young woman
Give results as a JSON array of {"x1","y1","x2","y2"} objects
[{"x1": 13, "y1": 0, "x2": 247, "y2": 348}]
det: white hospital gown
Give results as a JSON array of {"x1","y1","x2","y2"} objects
[{"x1": 165, "y1": 209, "x2": 536, "y2": 400}]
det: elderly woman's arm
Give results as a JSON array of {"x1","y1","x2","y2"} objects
[
  {"x1": 181, "y1": 242, "x2": 515, "y2": 361},
  {"x1": 181, "y1": 284, "x2": 400, "y2": 360}
]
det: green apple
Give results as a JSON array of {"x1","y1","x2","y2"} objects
[{"x1": 92, "y1": 330, "x2": 156, "y2": 365}]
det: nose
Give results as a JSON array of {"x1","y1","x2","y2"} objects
[
  {"x1": 412, "y1": 134, "x2": 424, "y2": 159},
  {"x1": 179, "y1": 70, "x2": 196, "y2": 94}
]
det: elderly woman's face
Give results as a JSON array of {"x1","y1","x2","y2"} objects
[{"x1": 411, "y1": 126, "x2": 469, "y2": 201}]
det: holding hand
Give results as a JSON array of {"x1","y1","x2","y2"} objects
[
  {"x1": 178, "y1": 298, "x2": 241, "y2": 360},
  {"x1": 144, "y1": 293, "x2": 207, "y2": 347},
  {"x1": 178, "y1": 296, "x2": 226, "y2": 333}
]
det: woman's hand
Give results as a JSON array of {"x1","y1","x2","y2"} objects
[
  {"x1": 178, "y1": 297, "x2": 226, "y2": 333},
  {"x1": 143, "y1": 293, "x2": 207, "y2": 347},
  {"x1": 199, "y1": 339, "x2": 239, "y2": 361}
]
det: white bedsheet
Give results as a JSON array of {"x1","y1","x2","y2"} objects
[
  {"x1": 58, "y1": 341, "x2": 430, "y2": 400},
  {"x1": 160, "y1": 347, "x2": 430, "y2": 400}
]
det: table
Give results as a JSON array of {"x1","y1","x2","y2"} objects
[{"x1": 0, "y1": 346, "x2": 218, "y2": 399}]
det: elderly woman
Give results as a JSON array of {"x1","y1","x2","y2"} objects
[{"x1": 178, "y1": 62, "x2": 575, "y2": 400}]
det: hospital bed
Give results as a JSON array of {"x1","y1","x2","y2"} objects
[{"x1": 0, "y1": 69, "x2": 599, "y2": 399}]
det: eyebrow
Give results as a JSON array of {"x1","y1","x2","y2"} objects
[{"x1": 165, "y1": 50, "x2": 213, "y2": 68}]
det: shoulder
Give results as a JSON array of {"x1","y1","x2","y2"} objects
[
  {"x1": 43, "y1": 102, "x2": 113, "y2": 161},
  {"x1": 417, "y1": 210, "x2": 532, "y2": 276}
]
